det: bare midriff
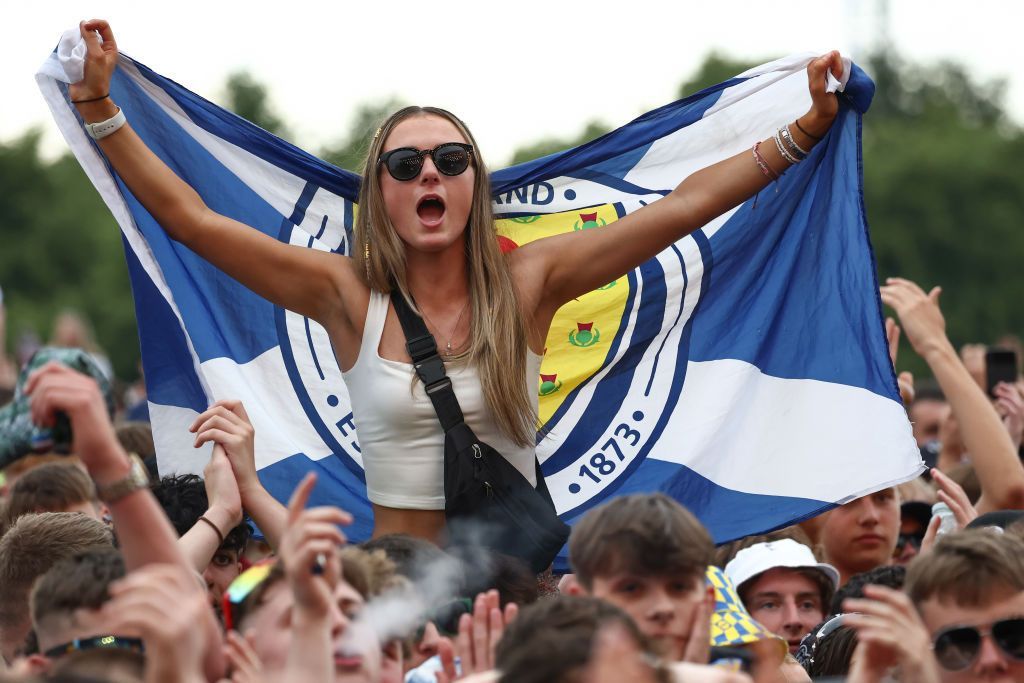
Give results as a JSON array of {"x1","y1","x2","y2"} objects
[{"x1": 371, "y1": 504, "x2": 446, "y2": 543}]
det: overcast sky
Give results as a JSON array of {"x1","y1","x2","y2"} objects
[{"x1": 11, "y1": 0, "x2": 1017, "y2": 165}]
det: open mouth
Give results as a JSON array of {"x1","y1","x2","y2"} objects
[
  {"x1": 416, "y1": 195, "x2": 446, "y2": 224},
  {"x1": 333, "y1": 648, "x2": 364, "y2": 671}
]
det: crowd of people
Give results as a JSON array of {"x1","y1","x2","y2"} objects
[{"x1": 1, "y1": 276, "x2": 1023, "y2": 682}]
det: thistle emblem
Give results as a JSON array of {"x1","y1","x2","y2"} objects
[
  {"x1": 510, "y1": 215, "x2": 541, "y2": 224},
  {"x1": 569, "y1": 322, "x2": 600, "y2": 348},
  {"x1": 573, "y1": 211, "x2": 607, "y2": 231},
  {"x1": 539, "y1": 373, "x2": 562, "y2": 396}
]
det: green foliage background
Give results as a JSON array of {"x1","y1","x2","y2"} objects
[{"x1": 3, "y1": 53, "x2": 1021, "y2": 383}]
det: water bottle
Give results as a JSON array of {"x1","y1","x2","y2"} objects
[{"x1": 932, "y1": 502, "x2": 957, "y2": 535}]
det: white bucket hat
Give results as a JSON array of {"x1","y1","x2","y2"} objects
[{"x1": 724, "y1": 539, "x2": 839, "y2": 592}]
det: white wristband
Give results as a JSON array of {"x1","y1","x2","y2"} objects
[{"x1": 84, "y1": 107, "x2": 126, "y2": 140}]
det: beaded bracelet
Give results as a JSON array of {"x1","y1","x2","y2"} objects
[
  {"x1": 751, "y1": 141, "x2": 779, "y2": 182},
  {"x1": 773, "y1": 130, "x2": 801, "y2": 165},
  {"x1": 780, "y1": 125, "x2": 809, "y2": 160}
]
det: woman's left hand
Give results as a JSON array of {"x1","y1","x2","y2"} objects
[{"x1": 803, "y1": 51, "x2": 844, "y2": 135}]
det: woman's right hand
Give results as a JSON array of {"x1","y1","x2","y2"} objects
[{"x1": 69, "y1": 19, "x2": 119, "y2": 103}]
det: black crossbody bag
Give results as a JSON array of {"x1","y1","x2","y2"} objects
[{"x1": 390, "y1": 290, "x2": 570, "y2": 573}]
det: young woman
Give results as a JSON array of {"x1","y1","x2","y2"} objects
[{"x1": 71, "y1": 19, "x2": 843, "y2": 543}]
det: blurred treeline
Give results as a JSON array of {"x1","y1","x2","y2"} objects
[{"x1": 1, "y1": 51, "x2": 1021, "y2": 382}]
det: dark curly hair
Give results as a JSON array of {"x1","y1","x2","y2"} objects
[{"x1": 149, "y1": 474, "x2": 251, "y2": 554}]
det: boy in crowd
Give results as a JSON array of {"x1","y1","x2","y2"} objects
[
  {"x1": 565, "y1": 493, "x2": 715, "y2": 662},
  {"x1": 1, "y1": 461, "x2": 107, "y2": 531},
  {"x1": 24, "y1": 548, "x2": 127, "y2": 674},
  {"x1": 724, "y1": 539, "x2": 838, "y2": 654},
  {"x1": 0, "y1": 512, "x2": 113, "y2": 663},
  {"x1": 904, "y1": 530, "x2": 1024, "y2": 682},
  {"x1": 150, "y1": 473, "x2": 251, "y2": 609},
  {"x1": 815, "y1": 487, "x2": 900, "y2": 586}
]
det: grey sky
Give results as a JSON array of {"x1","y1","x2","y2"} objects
[{"x1": 12, "y1": 0, "x2": 1016, "y2": 165}]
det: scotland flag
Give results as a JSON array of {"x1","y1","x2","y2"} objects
[{"x1": 38, "y1": 43, "x2": 923, "y2": 568}]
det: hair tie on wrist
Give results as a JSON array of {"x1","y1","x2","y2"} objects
[
  {"x1": 794, "y1": 119, "x2": 823, "y2": 141},
  {"x1": 198, "y1": 515, "x2": 226, "y2": 545},
  {"x1": 71, "y1": 93, "x2": 110, "y2": 104}
]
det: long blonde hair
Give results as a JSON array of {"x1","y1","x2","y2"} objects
[{"x1": 354, "y1": 106, "x2": 535, "y2": 447}]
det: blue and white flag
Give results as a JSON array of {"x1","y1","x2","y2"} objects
[{"x1": 38, "y1": 43, "x2": 923, "y2": 568}]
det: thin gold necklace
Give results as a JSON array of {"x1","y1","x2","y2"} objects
[{"x1": 420, "y1": 301, "x2": 469, "y2": 359}]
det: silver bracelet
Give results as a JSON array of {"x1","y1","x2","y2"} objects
[
  {"x1": 773, "y1": 129, "x2": 800, "y2": 165},
  {"x1": 780, "y1": 125, "x2": 809, "y2": 160},
  {"x1": 84, "y1": 107, "x2": 126, "y2": 140}
]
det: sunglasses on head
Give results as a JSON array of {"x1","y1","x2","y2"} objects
[
  {"x1": 43, "y1": 635, "x2": 144, "y2": 660},
  {"x1": 222, "y1": 559, "x2": 275, "y2": 632},
  {"x1": 933, "y1": 617, "x2": 1024, "y2": 671},
  {"x1": 378, "y1": 142, "x2": 474, "y2": 181}
]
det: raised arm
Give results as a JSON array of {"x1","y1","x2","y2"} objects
[
  {"x1": 191, "y1": 399, "x2": 290, "y2": 550},
  {"x1": 177, "y1": 444, "x2": 244, "y2": 574},
  {"x1": 881, "y1": 278, "x2": 1024, "y2": 513},
  {"x1": 513, "y1": 52, "x2": 844, "y2": 323},
  {"x1": 71, "y1": 20, "x2": 358, "y2": 326}
]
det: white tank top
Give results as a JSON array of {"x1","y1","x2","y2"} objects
[{"x1": 342, "y1": 289, "x2": 542, "y2": 510}]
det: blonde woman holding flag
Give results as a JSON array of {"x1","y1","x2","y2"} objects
[{"x1": 69, "y1": 18, "x2": 843, "y2": 553}]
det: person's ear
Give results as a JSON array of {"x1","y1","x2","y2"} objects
[
  {"x1": 560, "y1": 574, "x2": 585, "y2": 595},
  {"x1": 22, "y1": 653, "x2": 52, "y2": 675}
]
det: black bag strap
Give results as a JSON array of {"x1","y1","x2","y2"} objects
[
  {"x1": 389, "y1": 290, "x2": 465, "y2": 433},
  {"x1": 389, "y1": 290, "x2": 552, "y2": 496}
]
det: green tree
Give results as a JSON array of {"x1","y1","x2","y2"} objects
[
  {"x1": 320, "y1": 97, "x2": 406, "y2": 172},
  {"x1": 507, "y1": 120, "x2": 611, "y2": 166},
  {"x1": 0, "y1": 130, "x2": 138, "y2": 380},
  {"x1": 859, "y1": 52, "x2": 1024, "y2": 375},
  {"x1": 223, "y1": 71, "x2": 287, "y2": 137},
  {"x1": 676, "y1": 52, "x2": 760, "y2": 99}
]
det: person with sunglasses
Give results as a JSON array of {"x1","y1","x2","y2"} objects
[
  {"x1": 69, "y1": 19, "x2": 843, "y2": 544},
  {"x1": 903, "y1": 530, "x2": 1024, "y2": 682}
]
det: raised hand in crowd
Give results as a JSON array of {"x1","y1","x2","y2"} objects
[
  {"x1": 995, "y1": 381, "x2": 1024, "y2": 450},
  {"x1": 843, "y1": 585, "x2": 940, "y2": 683},
  {"x1": 279, "y1": 472, "x2": 351, "y2": 682},
  {"x1": 881, "y1": 278, "x2": 1024, "y2": 512},
  {"x1": 192, "y1": 399, "x2": 288, "y2": 549},
  {"x1": 919, "y1": 467, "x2": 979, "y2": 555},
  {"x1": 25, "y1": 361, "x2": 228, "y2": 679},
  {"x1": 222, "y1": 630, "x2": 264, "y2": 683},
  {"x1": 435, "y1": 589, "x2": 517, "y2": 682},
  {"x1": 177, "y1": 443, "x2": 244, "y2": 578},
  {"x1": 100, "y1": 563, "x2": 215, "y2": 683},
  {"x1": 25, "y1": 361, "x2": 184, "y2": 568},
  {"x1": 886, "y1": 317, "x2": 915, "y2": 405}
]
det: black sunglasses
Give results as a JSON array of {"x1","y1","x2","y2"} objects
[
  {"x1": 933, "y1": 617, "x2": 1024, "y2": 671},
  {"x1": 43, "y1": 635, "x2": 145, "y2": 660},
  {"x1": 895, "y1": 532, "x2": 924, "y2": 552},
  {"x1": 378, "y1": 143, "x2": 474, "y2": 181}
]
